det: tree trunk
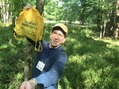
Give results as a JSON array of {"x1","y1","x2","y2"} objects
[
  {"x1": 36, "y1": 0, "x2": 45, "y2": 15},
  {"x1": 23, "y1": 45, "x2": 36, "y2": 81},
  {"x1": 115, "y1": 0, "x2": 119, "y2": 39},
  {"x1": 96, "y1": 11, "x2": 104, "y2": 39},
  {"x1": 100, "y1": 22, "x2": 106, "y2": 39},
  {"x1": 23, "y1": 0, "x2": 45, "y2": 81},
  {"x1": 114, "y1": 28, "x2": 119, "y2": 39},
  {"x1": 105, "y1": 9, "x2": 115, "y2": 37},
  {"x1": 1, "y1": 0, "x2": 9, "y2": 24},
  {"x1": 12, "y1": 17, "x2": 16, "y2": 27}
]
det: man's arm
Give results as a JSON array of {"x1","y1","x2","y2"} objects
[{"x1": 34, "y1": 53, "x2": 67, "y2": 87}]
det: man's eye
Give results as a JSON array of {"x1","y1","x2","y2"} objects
[
  {"x1": 53, "y1": 32, "x2": 57, "y2": 34},
  {"x1": 59, "y1": 34, "x2": 63, "y2": 37}
]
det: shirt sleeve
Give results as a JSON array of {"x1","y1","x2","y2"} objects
[{"x1": 34, "y1": 53, "x2": 67, "y2": 87}]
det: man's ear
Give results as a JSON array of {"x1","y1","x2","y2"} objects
[
  {"x1": 62, "y1": 38, "x2": 66, "y2": 44},
  {"x1": 49, "y1": 33, "x2": 51, "y2": 39}
]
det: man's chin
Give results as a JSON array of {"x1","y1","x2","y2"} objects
[
  {"x1": 51, "y1": 45, "x2": 58, "y2": 48},
  {"x1": 50, "y1": 43, "x2": 60, "y2": 48}
]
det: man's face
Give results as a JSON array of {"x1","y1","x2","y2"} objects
[{"x1": 50, "y1": 30, "x2": 66, "y2": 48}]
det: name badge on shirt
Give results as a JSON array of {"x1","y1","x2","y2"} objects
[{"x1": 36, "y1": 61, "x2": 45, "y2": 71}]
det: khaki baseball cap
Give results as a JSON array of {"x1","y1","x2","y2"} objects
[{"x1": 52, "y1": 23, "x2": 68, "y2": 35}]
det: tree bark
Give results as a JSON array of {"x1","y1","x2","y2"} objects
[
  {"x1": 36, "y1": 0, "x2": 45, "y2": 15},
  {"x1": 115, "y1": 0, "x2": 119, "y2": 39},
  {"x1": 23, "y1": 0, "x2": 45, "y2": 80}
]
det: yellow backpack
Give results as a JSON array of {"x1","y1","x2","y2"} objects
[{"x1": 13, "y1": 7, "x2": 44, "y2": 51}]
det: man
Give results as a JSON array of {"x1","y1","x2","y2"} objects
[{"x1": 20, "y1": 23, "x2": 68, "y2": 89}]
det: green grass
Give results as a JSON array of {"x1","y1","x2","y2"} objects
[
  {"x1": 59, "y1": 26, "x2": 119, "y2": 89},
  {"x1": 0, "y1": 23, "x2": 119, "y2": 89}
]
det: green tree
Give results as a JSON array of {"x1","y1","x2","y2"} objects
[
  {"x1": 36, "y1": 0, "x2": 45, "y2": 15},
  {"x1": 44, "y1": 0, "x2": 61, "y2": 21},
  {"x1": 62, "y1": 0, "x2": 116, "y2": 38},
  {"x1": 114, "y1": 0, "x2": 119, "y2": 39}
]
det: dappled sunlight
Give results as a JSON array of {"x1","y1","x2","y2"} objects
[
  {"x1": 0, "y1": 39, "x2": 16, "y2": 49},
  {"x1": 60, "y1": 46, "x2": 119, "y2": 88},
  {"x1": 94, "y1": 37, "x2": 119, "y2": 47},
  {"x1": 0, "y1": 0, "x2": 118, "y2": 88},
  {"x1": 0, "y1": 44, "x2": 8, "y2": 49},
  {"x1": 59, "y1": 25, "x2": 119, "y2": 89},
  {"x1": 1, "y1": 23, "x2": 119, "y2": 89}
]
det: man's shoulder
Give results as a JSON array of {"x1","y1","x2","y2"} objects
[
  {"x1": 56, "y1": 47, "x2": 67, "y2": 57},
  {"x1": 42, "y1": 40, "x2": 49, "y2": 47}
]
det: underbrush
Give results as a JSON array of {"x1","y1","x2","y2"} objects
[{"x1": 0, "y1": 24, "x2": 119, "y2": 89}]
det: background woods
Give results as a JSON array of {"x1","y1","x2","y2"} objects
[
  {"x1": 0, "y1": 0, "x2": 119, "y2": 89},
  {"x1": 0, "y1": 0, "x2": 118, "y2": 38}
]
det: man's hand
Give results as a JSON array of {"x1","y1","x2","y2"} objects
[
  {"x1": 24, "y1": 5, "x2": 32, "y2": 10},
  {"x1": 19, "y1": 79, "x2": 37, "y2": 89}
]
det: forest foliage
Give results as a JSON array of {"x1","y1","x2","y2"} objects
[
  {"x1": 0, "y1": 23, "x2": 119, "y2": 89},
  {"x1": 0, "y1": 0, "x2": 119, "y2": 89},
  {"x1": 0, "y1": 0, "x2": 117, "y2": 38}
]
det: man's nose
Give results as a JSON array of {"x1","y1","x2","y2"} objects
[{"x1": 54, "y1": 34, "x2": 59, "y2": 39}]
